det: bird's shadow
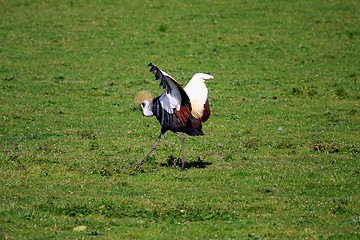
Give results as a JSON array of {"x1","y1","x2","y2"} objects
[{"x1": 160, "y1": 155, "x2": 212, "y2": 169}]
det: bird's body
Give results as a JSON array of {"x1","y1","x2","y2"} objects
[
  {"x1": 136, "y1": 63, "x2": 213, "y2": 169},
  {"x1": 152, "y1": 96, "x2": 204, "y2": 136}
]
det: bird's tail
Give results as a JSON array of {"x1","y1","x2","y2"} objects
[{"x1": 134, "y1": 91, "x2": 153, "y2": 109}]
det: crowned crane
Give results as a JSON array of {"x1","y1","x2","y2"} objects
[{"x1": 135, "y1": 63, "x2": 213, "y2": 169}]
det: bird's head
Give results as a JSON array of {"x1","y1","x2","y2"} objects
[{"x1": 135, "y1": 91, "x2": 154, "y2": 117}]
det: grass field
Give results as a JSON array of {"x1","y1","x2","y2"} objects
[{"x1": 1, "y1": 0, "x2": 359, "y2": 239}]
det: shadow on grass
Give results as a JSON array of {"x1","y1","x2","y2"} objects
[{"x1": 161, "y1": 155, "x2": 212, "y2": 169}]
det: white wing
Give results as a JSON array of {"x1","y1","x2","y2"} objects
[
  {"x1": 158, "y1": 70, "x2": 182, "y2": 113},
  {"x1": 184, "y1": 73, "x2": 213, "y2": 119}
]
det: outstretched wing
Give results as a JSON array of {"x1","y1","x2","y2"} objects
[
  {"x1": 184, "y1": 73, "x2": 213, "y2": 123},
  {"x1": 148, "y1": 63, "x2": 191, "y2": 126}
]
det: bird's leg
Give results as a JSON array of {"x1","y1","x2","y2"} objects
[
  {"x1": 136, "y1": 133, "x2": 162, "y2": 167},
  {"x1": 175, "y1": 133, "x2": 186, "y2": 169}
]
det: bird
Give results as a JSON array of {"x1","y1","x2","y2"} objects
[{"x1": 135, "y1": 63, "x2": 213, "y2": 169}]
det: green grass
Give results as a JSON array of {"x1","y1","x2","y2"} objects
[{"x1": 1, "y1": 0, "x2": 359, "y2": 239}]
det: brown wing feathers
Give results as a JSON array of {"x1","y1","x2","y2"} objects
[
  {"x1": 171, "y1": 80, "x2": 192, "y2": 126},
  {"x1": 200, "y1": 99, "x2": 210, "y2": 123},
  {"x1": 189, "y1": 100, "x2": 210, "y2": 132},
  {"x1": 175, "y1": 105, "x2": 191, "y2": 126}
]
